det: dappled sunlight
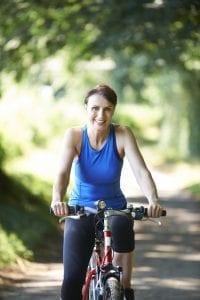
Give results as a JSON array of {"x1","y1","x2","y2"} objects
[
  {"x1": 158, "y1": 278, "x2": 199, "y2": 291},
  {"x1": 144, "y1": 252, "x2": 200, "y2": 261},
  {"x1": 153, "y1": 244, "x2": 186, "y2": 252},
  {"x1": 4, "y1": 263, "x2": 63, "y2": 289},
  {"x1": 187, "y1": 224, "x2": 199, "y2": 233},
  {"x1": 7, "y1": 149, "x2": 58, "y2": 183},
  {"x1": 135, "y1": 266, "x2": 154, "y2": 273},
  {"x1": 135, "y1": 233, "x2": 154, "y2": 241},
  {"x1": 153, "y1": 163, "x2": 200, "y2": 196},
  {"x1": 133, "y1": 277, "x2": 199, "y2": 291},
  {"x1": 169, "y1": 235, "x2": 184, "y2": 242},
  {"x1": 122, "y1": 156, "x2": 200, "y2": 199}
]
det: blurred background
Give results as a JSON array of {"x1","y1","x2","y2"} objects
[{"x1": 0, "y1": 0, "x2": 199, "y2": 269}]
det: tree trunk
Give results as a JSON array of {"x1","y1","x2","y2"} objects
[
  {"x1": 183, "y1": 70, "x2": 200, "y2": 158},
  {"x1": 159, "y1": 68, "x2": 200, "y2": 159}
]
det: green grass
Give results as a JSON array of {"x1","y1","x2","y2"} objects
[
  {"x1": 0, "y1": 226, "x2": 32, "y2": 268},
  {"x1": 0, "y1": 170, "x2": 62, "y2": 269},
  {"x1": 184, "y1": 182, "x2": 200, "y2": 200}
]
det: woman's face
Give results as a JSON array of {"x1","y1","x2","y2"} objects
[{"x1": 85, "y1": 94, "x2": 115, "y2": 131}]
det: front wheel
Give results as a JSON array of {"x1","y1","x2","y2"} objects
[{"x1": 102, "y1": 277, "x2": 123, "y2": 300}]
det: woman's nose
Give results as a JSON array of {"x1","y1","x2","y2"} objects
[{"x1": 97, "y1": 109, "x2": 104, "y2": 118}]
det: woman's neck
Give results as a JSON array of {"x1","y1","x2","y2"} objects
[{"x1": 87, "y1": 125, "x2": 110, "y2": 150}]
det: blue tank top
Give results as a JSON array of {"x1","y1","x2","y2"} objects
[{"x1": 69, "y1": 124, "x2": 126, "y2": 209}]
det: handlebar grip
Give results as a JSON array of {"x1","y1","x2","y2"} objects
[{"x1": 144, "y1": 208, "x2": 167, "y2": 217}]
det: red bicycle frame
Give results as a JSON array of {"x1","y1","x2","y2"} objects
[
  {"x1": 82, "y1": 211, "x2": 115, "y2": 300},
  {"x1": 82, "y1": 238, "x2": 103, "y2": 300}
]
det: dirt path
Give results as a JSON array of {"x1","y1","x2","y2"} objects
[
  {"x1": 0, "y1": 262, "x2": 62, "y2": 299},
  {"x1": 133, "y1": 193, "x2": 200, "y2": 299},
  {"x1": 0, "y1": 192, "x2": 199, "y2": 299}
]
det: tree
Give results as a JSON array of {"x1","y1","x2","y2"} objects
[
  {"x1": 1, "y1": 0, "x2": 199, "y2": 72},
  {"x1": 0, "y1": 0, "x2": 199, "y2": 157}
]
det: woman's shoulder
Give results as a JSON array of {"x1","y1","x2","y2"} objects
[
  {"x1": 65, "y1": 125, "x2": 83, "y2": 136},
  {"x1": 112, "y1": 124, "x2": 134, "y2": 157},
  {"x1": 113, "y1": 123, "x2": 136, "y2": 145},
  {"x1": 63, "y1": 126, "x2": 83, "y2": 147},
  {"x1": 113, "y1": 123, "x2": 132, "y2": 135},
  {"x1": 65, "y1": 126, "x2": 84, "y2": 155}
]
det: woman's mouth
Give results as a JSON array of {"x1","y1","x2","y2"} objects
[{"x1": 96, "y1": 120, "x2": 105, "y2": 125}]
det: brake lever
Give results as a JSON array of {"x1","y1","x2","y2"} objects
[{"x1": 142, "y1": 218, "x2": 162, "y2": 226}]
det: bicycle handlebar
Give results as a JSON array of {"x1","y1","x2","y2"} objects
[
  {"x1": 57, "y1": 204, "x2": 166, "y2": 223},
  {"x1": 104, "y1": 206, "x2": 166, "y2": 220}
]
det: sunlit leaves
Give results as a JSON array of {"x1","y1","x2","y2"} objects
[{"x1": 0, "y1": 0, "x2": 199, "y2": 79}]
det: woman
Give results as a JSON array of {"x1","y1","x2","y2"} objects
[{"x1": 51, "y1": 84, "x2": 163, "y2": 300}]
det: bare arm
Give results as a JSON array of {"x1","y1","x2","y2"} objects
[
  {"x1": 117, "y1": 126, "x2": 162, "y2": 217},
  {"x1": 51, "y1": 128, "x2": 79, "y2": 216}
]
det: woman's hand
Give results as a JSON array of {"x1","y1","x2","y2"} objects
[
  {"x1": 148, "y1": 203, "x2": 163, "y2": 218},
  {"x1": 51, "y1": 202, "x2": 69, "y2": 216}
]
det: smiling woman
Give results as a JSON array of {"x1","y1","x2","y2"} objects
[
  {"x1": 85, "y1": 94, "x2": 115, "y2": 149},
  {"x1": 84, "y1": 85, "x2": 117, "y2": 143},
  {"x1": 51, "y1": 84, "x2": 164, "y2": 300}
]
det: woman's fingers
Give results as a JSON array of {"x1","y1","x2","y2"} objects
[
  {"x1": 51, "y1": 202, "x2": 68, "y2": 216},
  {"x1": 148, "y1": 204, "x2": 163, "y2": 218}
]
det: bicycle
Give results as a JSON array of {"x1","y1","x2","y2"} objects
[{"x1": 59, "y1": 200, "x2": 166, "y2": 300}]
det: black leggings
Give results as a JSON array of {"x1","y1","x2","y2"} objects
[{"x1": 61, "y1": 214, "x2": 135, "y2": 300}]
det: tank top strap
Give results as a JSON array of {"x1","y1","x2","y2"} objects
[
  {"x1": 110, "y1": 124, "x2": 121, "y2": 160},
  {"x1": 80, "y1": 125, "x2": 87, "y2": 150}
]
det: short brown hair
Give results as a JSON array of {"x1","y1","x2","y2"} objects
[{"x1": 84, "y1": 84, "x2": 117, "y2": 106}]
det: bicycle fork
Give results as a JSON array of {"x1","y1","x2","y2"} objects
[{"x1": 101, "y1": 213, "x2": 123, "y2": 286}]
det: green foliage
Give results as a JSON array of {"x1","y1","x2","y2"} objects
[
  {"x1": 0, "y1": 226, "x2": 32, "y2": 268},
  {"x1": 1, "y1": 0, "x2": 199, "y2": 159},
  {"x1": 1, "y1": 0, "x2": 199, "y2": 78},
  {"x1": 184, "y1": 182, "x2": 200, "y2": 200},
  {"x1": 0, "y1": 170, "x2": 61, "y2": 268},
  {"x1": 0, "y1": 134, "x2": 7, "y2": 168},
  {"x1": 113, "y1": 108, "x2": 140, "y2": 134},
  {"x1": 114, "y1": 104, "x2": 161, "y2": 145}
]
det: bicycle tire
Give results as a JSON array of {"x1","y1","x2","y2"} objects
[{"x1": 101, "y1": 277, "x2": 123, "y2": 300}]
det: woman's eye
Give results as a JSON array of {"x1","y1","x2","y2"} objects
[{"x1": 90, "y1": 106, "x2": 113, "y2": 113}]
